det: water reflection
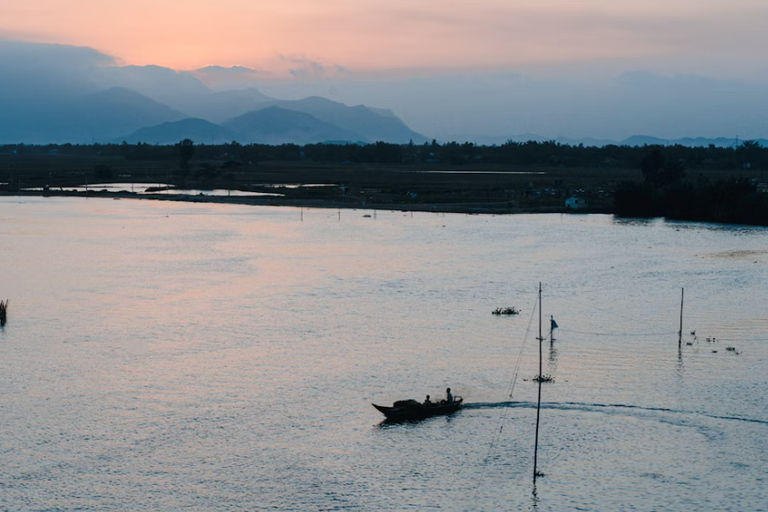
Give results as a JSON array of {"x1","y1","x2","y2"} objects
[
  {"x1": 531, "y1": 483, "x2": 540, "y2": 509},
  {"x1": 23, "y1": 183, "x2": 282, "y2": 197},
  {"x1": 548, "y1": 339, "x2": 558, "y2": 370}
]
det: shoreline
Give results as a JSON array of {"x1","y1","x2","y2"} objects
[{"x1": 0, "y1": 189, "x2": 613, "y2": 216}]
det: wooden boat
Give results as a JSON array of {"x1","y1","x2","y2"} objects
[{"x1": 372, "y1": 397, "x2": 463, "y2": 421}]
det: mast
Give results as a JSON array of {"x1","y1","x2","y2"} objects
[
  {"x1": 533, "y1": 282, "x2": 543, "y2": 482},
  {"x1": 678, "y1": 288, "x2": 684, "y2": 347}
]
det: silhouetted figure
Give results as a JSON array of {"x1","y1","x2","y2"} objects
[
  {"x1": 446, "y1": 388, "x2": 453, "y2": 404},
  {"x1": 424, "y1": 395, "x2": 432, "y2": 405},
  {"x1": 550, "y1": 315, "x2": 558, "y2": 341}
]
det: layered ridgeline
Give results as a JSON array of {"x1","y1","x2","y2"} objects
[
  {"x1": 0, "y1": 41, "x2": 427, "y2": 145},
  {"x1": 1, "y1": 84, "x2": 427, "y2": 145},
  {"x1": 3, "y1": 41, "x2": 767, "y2": 148},
  {"x1": 118, "y1": 95, "x2": 427, "y2": 146}
]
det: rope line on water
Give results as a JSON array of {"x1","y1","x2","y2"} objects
[
  {"x1": 557, "y1": 293, "x2": 683, "y2": 338},
  {"x1": 558, "y1": 328, "x2": 679, "y2": 337},
  {"x1": 470, "y1": 293, "x2": 539, "y2": 504},
  {"x1": 508, "y1": 297, "x2": 538, "y2": 400}
]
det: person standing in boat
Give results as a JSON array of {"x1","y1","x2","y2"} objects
[
  {"x1": 424, "y1": 395, "x2": 432, "y2": 405},
  {"x1": 446, "y1": 388, "x2": 453, "y2": 404}
]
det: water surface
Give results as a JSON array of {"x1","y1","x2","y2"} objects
[{"x1": 1, "y1": 197, "x2": 766, "y2": 511}]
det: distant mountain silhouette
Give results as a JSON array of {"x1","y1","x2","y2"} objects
[
  {"x1": 265, "y1": 96, "x2": 428, "y2": 144},
  {"x1": 165, "y1": 88, "x2": 274, "y2": 124},
  {"x1": 116, "y1": 97, "x2": 428, "y2": 146},
  {"x1": 0, "y1": 40, "x2": 428, "y2": 145},
  {"x1": 162, "y1": 93, "x2": 427, "y2": 143},
  {"x1": 486, "y1": 133, "x2": 768, "y2": 148},
  {"x1": 120, "y1": 118, "x2": 238, "y2": 145},
  {"x1": 189, "y1": 65, "x2": 264, "y2": 90},
  {"x1": 63, "y1": 87, "x2": 187, "y2": 143},
  {"x1": 5, "y1": 40, "x2": 768, "y2": 147},
  {"x1": 222, "y1": 106, "x2": 366, "y2": 145},
  {"x1": 619, "y1": 135, "x2": 673, "y2": 146},
  {"x1": 102, "y1": 64, "x2": 212, "y2": 100},
  {"x1": 617, "y1": 135, "x2": 768, "y2": 148},
  {"x1": 0, "y1": 87, "x2": 187, "y2": 144}
]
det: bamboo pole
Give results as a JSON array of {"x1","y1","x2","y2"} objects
[
  {"x1": 533, "y1": 283, "x2": 543, "y2": 482},
  {"x1": 678, "y1": 288, "x2": 684, "y2": 347}
]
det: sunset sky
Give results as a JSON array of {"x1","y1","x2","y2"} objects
[
  {"x1": 4, "y1": 0, "x2": 767, "y2": 76},
  {"x1": 3, "y1": 0, "x2": 768, "y2": 140}
]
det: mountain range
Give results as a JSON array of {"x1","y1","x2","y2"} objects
[
  {"x1": 0, "y1": 83, "x2": 427, "y2": 145},
  {"x1": 0, "y1": 43, "x2": 428, "y2": 145},
  {"x1": 2, "y1": 41, "x2": 766, "y2": 148}
]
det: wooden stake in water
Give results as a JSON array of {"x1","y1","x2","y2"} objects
[
  {"x1": 533, "y1": 282, "x2": 543, "y2": 482},
  {"x1": 0, "y1": 299, "x2": 8, "y2": 327},
  {"x1": 678, "y1": 288, "x2": 684, "y2": 347}
]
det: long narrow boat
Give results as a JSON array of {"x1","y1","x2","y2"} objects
[{"x1": 372, "y1": 397, "x2": 463, "y2": 421}]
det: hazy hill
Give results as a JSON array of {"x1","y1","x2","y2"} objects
[
  {"x1": 620, "y1": 135, "x2": 676, "y2": 147},
  {"x1": 0, "y1": 87, "x2": 187, "y2": 144},
  {"x1": 267, "y1": 96, "x2": 428, "y2": 144},
  {"x1": 222, "y1": 106, "x2": 366, "y2": 145},
  {"x1": 483, "y1": 133, "x2": 768, "y2": 148},
  {"x1": 165, "y1": 88, "x2": 274, "y2": 123},
  {"x1": 120, "y1": 118, "x2": 238, "y2": 145},
  {"x1": 0, "y1": 40, "x2": 428, "y2": 145},
  {"x1": 102, "y1": 64, "x2": 212, "y2": 100},
  {"x1": 61, "y1": 87, "x2": 187, "y2": 143},
  {"x1": 618, "y1": 135, "x2": 768, "y2": 148},
  {"x1": 162, "y1": 93, "x2": 427, "y2": 143}
]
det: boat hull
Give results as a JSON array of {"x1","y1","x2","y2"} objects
[{"x1": 372, "y1": 398, "x2": 463, "y2": 421}]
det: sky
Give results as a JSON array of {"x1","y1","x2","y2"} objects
[
  {"x1": 3, "y1": 0, "x2": 768, "y2": 141},
  {"x1": 4, "y1": 0, "x2": 768, "y2": 75}
]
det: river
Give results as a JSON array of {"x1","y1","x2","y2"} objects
[{"x1": 1, "y1": 196, "x2": 766, "y2": 511}]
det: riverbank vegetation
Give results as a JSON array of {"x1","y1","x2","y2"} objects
[
  {"x1": 614, "y1": 147, "x2": 768, "y2": 225},
  {"x1": 1, "y1": 140, "x2": 766, "y2": 224}
]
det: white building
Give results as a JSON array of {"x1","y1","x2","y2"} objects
[{"x1": 565, "y1": 197, "x2": 589, "y2": 209}]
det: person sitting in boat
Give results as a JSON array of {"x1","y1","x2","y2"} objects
[
  {"x1": 424, "y1": 395, "x2": 432, "y2": 405},
  {"x1": 446, "y1": 388, "x2": 453, "y2": 404}
]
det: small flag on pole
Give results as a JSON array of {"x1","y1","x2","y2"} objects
[{"x1": 550, "y1": 315, "x2": 558, "y2": 330}]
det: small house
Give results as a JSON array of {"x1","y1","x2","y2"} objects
[{"x1": 565, "y1": 197, "x2": 589, "y2": 210}]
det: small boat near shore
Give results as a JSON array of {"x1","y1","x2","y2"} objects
[{"x1": 372, "y1": 397, "x2": 463, "y2": 421}]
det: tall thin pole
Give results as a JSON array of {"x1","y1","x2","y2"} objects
[
  {"x1": 678, "y1": 288, "x2": 684, "y2": 347},
  {"x1": 533, "y1": 282, "x2": 543, "y2": 482}
]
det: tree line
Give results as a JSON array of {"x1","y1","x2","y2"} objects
[
  {"x1": 614, "y1": 146, "x2": 768, "y2": 225},
  {"x1": 2, "y1": 139, "x2": 766, "y2": 171}
]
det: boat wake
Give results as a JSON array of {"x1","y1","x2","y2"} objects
[
  {"x1": 463, "y1": 401, "x2": 526, "y2": 410},
  {"x1": 463, "y1": 401, "x2": 768, "y2": 426}
]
